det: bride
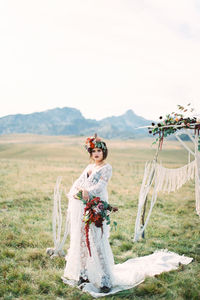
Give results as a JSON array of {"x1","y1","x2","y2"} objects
[
  {"x1": 63, "y1": 134, "x2": 116, "y2": 293},
  {"x1": 62, "y1": 134, "x2": 192, "y2": 296}
]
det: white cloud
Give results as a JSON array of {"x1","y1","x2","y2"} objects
[{"x1": 0, "y1": 0, "x2": 199, "y2": 121}]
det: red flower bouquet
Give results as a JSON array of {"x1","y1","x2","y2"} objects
[{"x1": 76, "y1": 191, "x2": 115, "y2": 256}]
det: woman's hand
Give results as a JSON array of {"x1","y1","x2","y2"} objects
[{"x1": 82, "y1": 189, "x2": 89, "y2": 201}]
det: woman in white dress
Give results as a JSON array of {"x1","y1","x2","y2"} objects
[
  {"x1": 62, "y1": 134, "x2": 193, "y2": 296},
  {"x1": 63, "y1": 134, "x2": 117, "y2": 293}
]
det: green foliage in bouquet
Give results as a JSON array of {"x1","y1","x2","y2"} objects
[{"x1": 76, "y1": 190, "x2": 115, "y2": 225}]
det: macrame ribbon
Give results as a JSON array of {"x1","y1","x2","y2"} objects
[
  {"x1": 46, "y1": 177, "x2": 70, "y2": 258},
  {"x1": 134, "y1": 159, "x2": 199, "y2": 242}
]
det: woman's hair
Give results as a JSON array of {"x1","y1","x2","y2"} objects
[{"x1": 89, "y1": 141, "x2": 108, "y2": 160}]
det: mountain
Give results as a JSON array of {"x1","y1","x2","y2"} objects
[
  {"x1": 98, "y1": 109, "x2": 151, "y2": 138},
  {"x1": 0, "y1": 107, "x2": 152, "y2": 139}
]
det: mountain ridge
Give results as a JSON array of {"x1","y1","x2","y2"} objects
[{"x1": 0, "y1": 107, "x2": 152, "y2": 139}]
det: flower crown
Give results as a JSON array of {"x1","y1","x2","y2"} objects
[{"x1": 85, "y1": 133, "x2": 107, "y2": 153}]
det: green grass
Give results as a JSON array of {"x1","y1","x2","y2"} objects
[{"x1": 0, "y1": 134, "x2": 199, "y2": 299}]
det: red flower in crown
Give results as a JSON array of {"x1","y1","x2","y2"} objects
[
  {"x1": 90, "y1": 141, "x2": 95, "y2": 149},
  {"x1": 85, "y1": 134, "x2": 98, "y2": 152},
  {"x1": 85, "y1": 137, "x2": 95, "y2": 150}
]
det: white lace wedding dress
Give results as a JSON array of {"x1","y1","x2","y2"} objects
[{"x1": 62, "y1": 163, "x2": 192, "y2": 297}]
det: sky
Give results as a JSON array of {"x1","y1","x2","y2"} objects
[{"x1": 0, "y1": 0, "x2": 200, "y2": 121}]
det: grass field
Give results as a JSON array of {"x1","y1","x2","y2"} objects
[{"x1": 0, "y1": 134, "x2": 199, "y2": 300}]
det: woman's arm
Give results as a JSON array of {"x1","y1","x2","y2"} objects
[{"x1": 68, "y1": 165, "x2": 90, "y2": 199}]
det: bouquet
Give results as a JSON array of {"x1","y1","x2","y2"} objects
[{"x1": 75, "y1": 191, "x2": 117, "y2": 256}]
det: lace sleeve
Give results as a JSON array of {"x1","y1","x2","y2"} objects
[
  {"x1": 68, "y1": 165, "x2": 89, "y2": 196},
  {"x1": 87, "y1": 164, "x2": 112, "y2": 196}
]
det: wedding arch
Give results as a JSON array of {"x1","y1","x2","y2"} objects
[{"x1": 134, "y1": 104, "x2": 200, "y2": 241}]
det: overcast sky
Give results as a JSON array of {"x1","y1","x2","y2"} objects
[{"x1": 0, "y1": 0, "x2": 200, "y2": 121}]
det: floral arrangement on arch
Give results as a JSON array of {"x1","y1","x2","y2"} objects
[{"x1": 148, "y1": 104, "x2": 200, "y2": 148}]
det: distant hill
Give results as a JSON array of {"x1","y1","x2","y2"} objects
[{"x1": 0, "y1": 107, "x2": 153, "y2": 139}]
